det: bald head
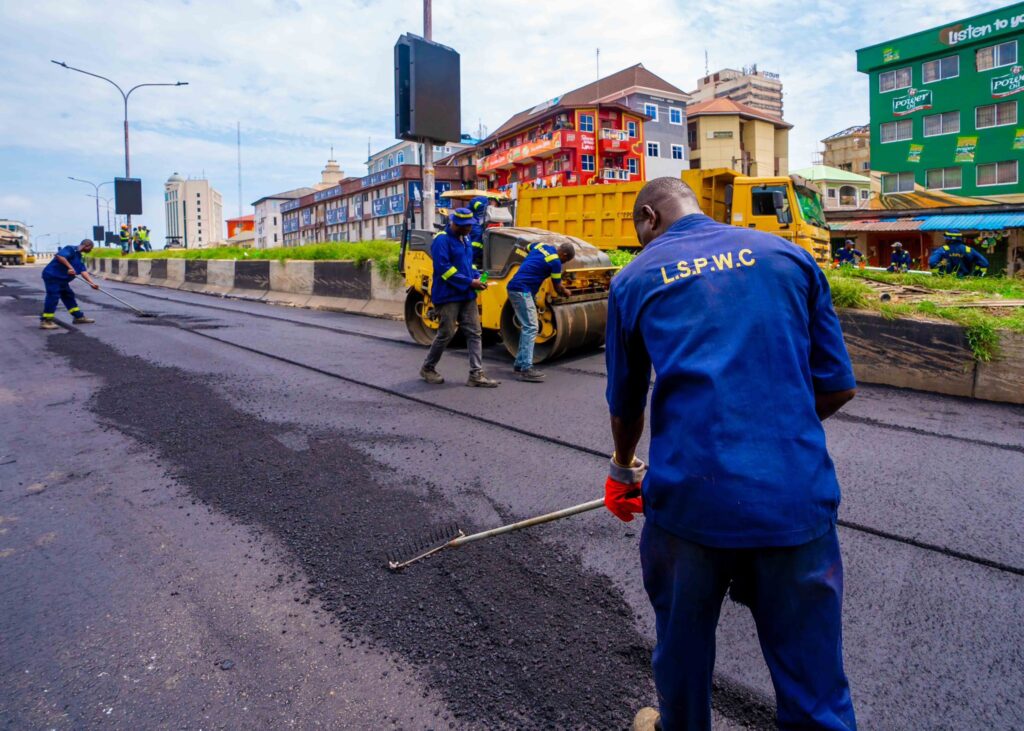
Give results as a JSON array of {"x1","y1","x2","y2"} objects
[{"x1": 632, "y1": 177, "x2": 702, "y2": 246}]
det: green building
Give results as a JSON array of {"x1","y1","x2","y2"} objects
[{"x1": 857, "y1": 3, "x2": 1024, "y2": 205}]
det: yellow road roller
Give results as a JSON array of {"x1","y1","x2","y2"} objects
[{"x1": 401, "y1": 226, "x2": 618, "y2": 362}]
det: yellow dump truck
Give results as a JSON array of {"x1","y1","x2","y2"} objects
[
  {"x1": 0, "y1": 236, "x2": 28, "y2": 265},
  {"x1": 515, "y1": 168, "x2": 831, "y2": 264},
  {"x1": 401, "y1": 226, "x2": 616, "y2": 362}
]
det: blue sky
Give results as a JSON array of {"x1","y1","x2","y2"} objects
[{"x1": 0, "y1": 0, "x2": 1005, "y2": 251}]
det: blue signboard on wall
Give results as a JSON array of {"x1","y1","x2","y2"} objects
[{"x1": 407, "y1": 181, "x2": 452, "y2": 208}]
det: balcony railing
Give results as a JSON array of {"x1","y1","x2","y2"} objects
[
  {"x1": 477, "y1": 132, "x2": 566, "y2": 173},
  {"x1": 599, "y1": 128, "x2": 629, "y2": 141},
  {"x1": 600, "y1": 168, "x2": 630, "y2": 180}
]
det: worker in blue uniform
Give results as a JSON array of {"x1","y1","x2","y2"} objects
[
  {"x1": 468, "y1": 195, "x2": 489, "y2": 270},
  {"x1": 419, "y1": 208, "x2": 499, "y2": 388},
  {"x1": 834, "y1": 239, "x2": 863, "y2": 267},
  {"x1": 928, "y1": 232, "x2": 988, "y2": 277},
  {"x1": 604, "y1": 177, "x2": 858, "y2": 731},
  {"x1": 887, "y1": 241, "x2": 912, "y2": 273},
  {"x1": 40, "y1": 239, "x2": 100, "y2": 330},
  {"x1": 505, "y1": 241, "x2": 575, "y2": 382}
]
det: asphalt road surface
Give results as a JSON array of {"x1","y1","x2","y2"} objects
[{"x1": 2, "y1": 267, "x2": 1022, "y2": 730}]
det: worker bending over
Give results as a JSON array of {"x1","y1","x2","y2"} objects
[
  {"x1": 40, "y1": 239, "x2": 100, "y2": 330},
  {"x1": 604, "y1": 177, "x2": 857, "y2": 731},
  {"x1": 469, "y1": 195, "x2": 489, "y2": 270},
  {"x1": 887, "y1": 241, "x2": 912, "y2": 273},
  {"x1": 419, "y1": 208, "x2": 499, "y2": 388},
  {"x1": 835, "y1": 239, "x2": 863, "y2": 267},
  {"x1": 505, "y1": 241, "x2": 574, "y2": 382},
  {"x1": 928, "y1": 232, "x2": 988, "y2": 277}
]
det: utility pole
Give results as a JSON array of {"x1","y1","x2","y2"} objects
[
  {"x1": 68, "y1": 177, "x2": 112, "y2": 228},
  {"x1": 237, "y1": 121, "x2": 243, "y2": 217},
  {"x1": 51, "y1": 61, "x2": 188, "y2": 240},
  {"x1": 421, "y1": 0, "x2": 436, "y2": 231}
]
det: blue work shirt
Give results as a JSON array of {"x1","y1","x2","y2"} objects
[
  {"x1": 928, "y1": 243, "x2": 988, "y2": 277},
  {"x1": 835, "y1": 246, "x2": 862, "y2": 264},
  {"x1": 507, "y1": 244, "x2": 563, "y2": 296},
  {"x1": 606, "y1": 214, "x2": 855, "y2": 549},
  {"x1": 888, "y1": 250, "x2": 912, "y2": 272},
  {"x1": 42, "y1": 245, "x2": 87, "y2": 282},
  {"x1": 469, "y1": 196, "x2": 488, "y2": 269},
  {"x1": 430, "y1": 227, "x2": 479, "y2": 305}
]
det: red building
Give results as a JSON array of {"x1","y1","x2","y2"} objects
[
  {"x1": 225, "y1": 214, "x2": 255, "y2": 239},
  {"x1": 477, "y1": 106, "x2": 646, "y2": 190}
]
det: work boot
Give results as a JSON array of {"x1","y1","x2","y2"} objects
[
  {"x1": 632, "y1": 707, "x2": 661, "y2": 731},
  {"x1": 466, "y1": 371, "x2": 500, "y2": 388},
  {"x1": 73, "y1": 316, "x2": 96, "y2": 324},
  {"x1": 517, "y1": 368, "x2": 546, "y2": 382},
  {"x1": 39, "y1": 320, "x2": 58, "y2": 330},
  {"x1": 420, "y1": 366, "x2": 444, "y2": 385}
]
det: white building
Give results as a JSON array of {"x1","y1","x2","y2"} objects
[
  {"x1": 164, "y1": 173, "x2": 225, "y2": 249},
  {"x1": 252, "y1": 187, "x2": 315, "y2": 249},
  {"x1": 366, "y1": 135, "x2": 476, "y2": 175}
]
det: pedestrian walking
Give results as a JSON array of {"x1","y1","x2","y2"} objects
[
  {"x1": 419, "y1": 208, "x2": 499, "y2": 388},
  {"x1": 40, "y1": 239, "x2": 100, "y2": 330},
  {"x1": 603, "y1": 177, "x2": 858, "y2": 731},
  {"x1": 505, "y1": 241, "x2": 574, "y2": 382}
]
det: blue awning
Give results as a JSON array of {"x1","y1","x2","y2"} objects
[{"x1": 918, "y1": 213, "x2": 1024, "y2": 231}]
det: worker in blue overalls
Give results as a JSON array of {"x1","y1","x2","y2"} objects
[
  {"x1": 468, "y1": 195, "x2": 489, "y2": 271},
  {"x1": 887, "y1": 241, "x2": 912, "y2": 273},
  {"x1": 40, "y1": 239, "x2": 100, "y2": 330},
  {"x1": 505, "y1": 240, "x2": 574, "y2": 382},
  {"x1": 604, "y1": 177, "x2": 858, "y2": 731},
  {"x1": 834, "y1": 239, "x2": 863, "y2": 267},
  {"x1": 928, "y1": 232, "x2": 989, "y2": 277},
  {"x1": 419, "y1": 208, "x2": 499, "y2": 388}
]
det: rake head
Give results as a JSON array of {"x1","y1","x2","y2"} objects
[{"x1": 386, "y1": 523, "x2": 465, "y2": 571}]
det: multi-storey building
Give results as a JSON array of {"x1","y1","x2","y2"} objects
[
  {"x1": 857, "y1": 4, "x2": 1024, "y2": 204},
  {"x1": 163, "y1": 173, "x2": 224, "y2": 248},
  {"x1": 252, "y1": 187, "x2": 315, "y2": 249},
  {"x1": 366, "y1": 135, "x2": 477, "y2": 175},
  {"x1": 821, "y1": 125, "x2": 871, "y2": 174},
  {"x1": 689, "y1": 66, "x2": 784, "y2": 118},
  {"x1": 475, "y1": 64, "x2": 689, "y2": 191},
  {"x1": 790, "y1": 165, "x2": 872, "y2": 210},
  {"x1": 685, "y1": 98, "x2": 791, "y2": 175}
]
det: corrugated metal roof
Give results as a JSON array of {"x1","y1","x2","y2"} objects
[
  {"x1": 918, "y1": 214, "x2": 1024, "y2": 231},
  {"x1": 829, "y1": 219, "x2": 925, "y2": 232}
]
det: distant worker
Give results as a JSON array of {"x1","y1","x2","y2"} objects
[
  {"x1": 40, "y1": 239, "x2": 100, "y2": 330},
  {"x1": 119, "y1": 224, "x2": 130, "y2": 255},
  {"x1": 505, "y1": 241, "x2": 575, "y2": 382},
  {"x1": 139, "y1": 226, "x2": 152, "y2": 252},
  {"x1": 419, "y1": 208, "x2": 500, "y2": 388},
  {"x1": 887, "y1": 241, "x2": 912, "y2": 273},
  {"x1": 132, "y1": 227, "x2": 143, "y2": 253},
  {"x1": 928, "y1": 232, "x2": 988, "y2": 277},
  {"x1": 605, "y1": 177, "x2": 857, "y2": 731},
  {"x1": 469, "y1": 195, "x2": 489, "y2": 270},
  {"x1": 835, "y1": 239, "x2": 863, "y2": 267}
]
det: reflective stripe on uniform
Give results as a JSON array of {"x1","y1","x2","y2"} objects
[
  {"x1": 42, "y1": 312, "x2": 55, "y2": 319},
  {"x1": 69, "y1": 307, "x2": 81, "y2": 314},
  {"x1": 452, "y1": 212, "x2": 474, "y2": 222},
  {"x1": 550, "y1": 273, "x2": 562, "y2": 280},
  {"x1": 472, "y1": 241, "x2": 484, "y2": 249},
  {"x1": 441, "y1": 266, "x2": 458, "y2": 280},
  {"x1": 544, "y1": 253, "x2": 558, "y2": 263}
]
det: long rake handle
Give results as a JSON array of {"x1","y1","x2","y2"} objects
[
  {"x1": 97, "y1": 286, "x2": 147, "y2": 315},
  {"x1": 450, "y1": 498, "x2": 606, "y2": 547}
]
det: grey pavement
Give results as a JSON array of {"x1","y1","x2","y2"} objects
[{"x1": 2, "y1": 267, "x2": 1022, "y2": 729}]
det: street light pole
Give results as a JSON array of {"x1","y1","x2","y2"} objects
[
  {"x1": 51, "y1": 61, "x2": 188, "y2": 237},
  {"x1": 68, "y1": 177, "x2": 112, "y2": 228}
]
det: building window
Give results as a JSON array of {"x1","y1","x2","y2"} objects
[
  {"x1": 976, "y1": 101, "x2": 1017, "y2": 129},
  {"x1": 646, "y1": 141, "x2": 660, "y2": 157},
  {"x1": 669, "y1": 107, "x2": 683, "y2": 125},
  {"x1": 670, "y1": 144, "x2": 684, "y2": 160},
  {"x1": 626, "y1": 120, "x2": 637, "y2": 138},
  {"x1": 397, "y1": 151, "x2": 405, "y2": 164},
  {"x1": 827, "y1": 188, "x2": 837, "y2": 199},
  {"x1": 859, "y1": 189, "x2": 869, "y2": 200},
  {"x1": 273, "y1": 233, "x2": 278, "y2": 242},
  {"x1": 922, "y1": 55, "x2": 959, "y2": 83},
  {"x1": 839, "y1": 186, "x2": 857, "y2": 206},
  {"x1": 881, "y1": 172, "x2": 915, "y2": 193},
  {"x1": 977, "y1": 160, "x2": 1018, "y2": 187},
  {"x1": 923, "y1": 111, "x2": 960, "y2": 137},
  {"x1": 273, "y1": 216, "x2": 277, "y2": 225},
  {"x1": 925, "y1": 167, "x2": 962, "y2": 190},
  {"x1": 976, "y1": 40, "x2": 1017, "y2": 71},
  {"x1": 644, "y1": 103, "x2": 658, "y2": 121},
  {"x1": 387, "y1": 155, "x2": 394, "y2": 167},
  {"x1": 861, "y1": 161, "x2": 870, "y2": 171},
  {"x1": 880, "y1": 119, "x2": 913, "y2": 143},
  {"x1": 878, "y1": 66, "x2": 911, "y2": 93},
  {"x1": 581, "y1": 154, "x2": 595, "y2": 172},
  {"x1": 579, "y1": 114, "x2": 594, "y2": 132},
  {"x1": 628, "y1": 158, "x2": 638, "y2": 175}
]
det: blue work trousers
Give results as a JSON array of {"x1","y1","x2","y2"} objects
[
  {"x1": 41, "y1": 276, "x2": 84, "y2": 320},
  {"x1": 640, "y1": 521, "x2": 856, "y2": 731},
  {"x1": 507, "y1": 290, "x2": 538, "y2": 371}
]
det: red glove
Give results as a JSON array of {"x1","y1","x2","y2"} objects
[{"x1": 604, "y1": 455, "x2": 646, "y2": 522}]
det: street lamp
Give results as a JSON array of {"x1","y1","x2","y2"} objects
[
  {"x1": 68, "y1": 177, "x2": 113, "y2": 228},
  {"x1": 51, "y1": 60, "x2": 188, "y2": 234},
  {"x1": 83, "y1": 194, "x2": 115, "y2": 235}
]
